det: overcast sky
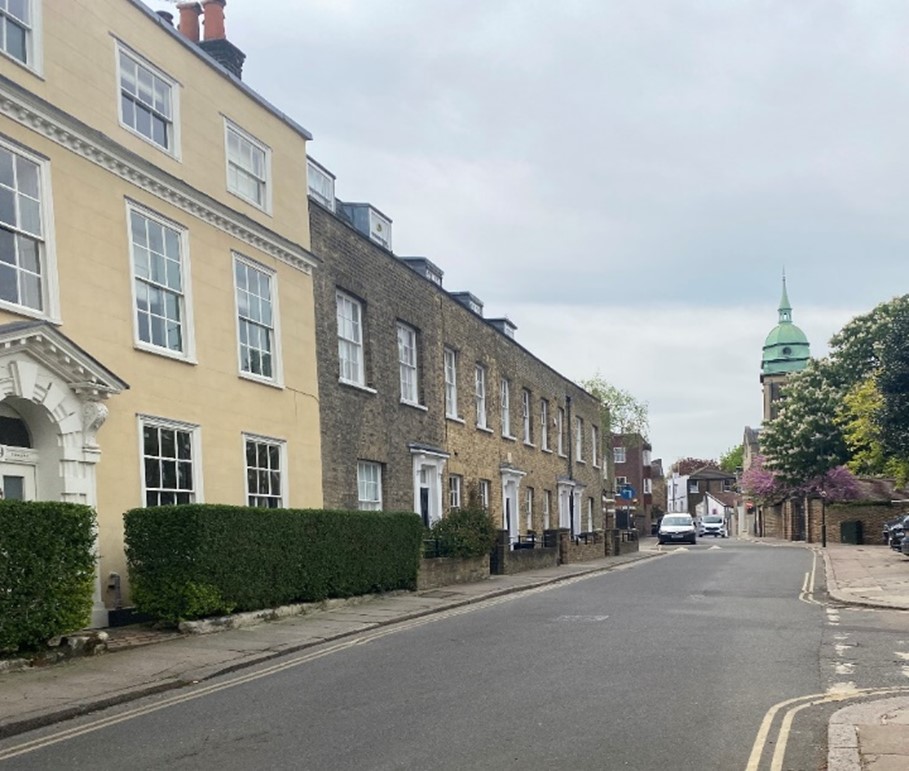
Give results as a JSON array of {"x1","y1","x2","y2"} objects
[{"x1": 167, "y1": 1, "x2": 909, "y2": 466}]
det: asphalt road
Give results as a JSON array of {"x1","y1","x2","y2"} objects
[{"x1": 1, "y1": 541, "x2": 833, "y2": 770}]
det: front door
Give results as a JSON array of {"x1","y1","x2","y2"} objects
[{"x1": 0, "y1": 461, "x2": 36, "y2": 500}]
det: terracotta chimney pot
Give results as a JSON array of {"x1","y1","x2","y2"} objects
[
  {"x1": 176, "y1": 2, "x2": 202, "y2": 43},
  {"x1": 202, "y1": 0, "x2": 227, "y2": 41}
]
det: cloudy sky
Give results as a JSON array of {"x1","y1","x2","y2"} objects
[{"x1": 169, "y1": 1, "x2": 908, "y2": 466}]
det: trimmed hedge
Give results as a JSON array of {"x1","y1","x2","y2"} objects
[
  {"x1": 0, "y1": 501, "x2": 97, "y2": 653},
  {"x1": 124, "y1": 505, "x2": 424, "y2": 623},
  {"x1": 428, "y1": 506, "x2": 497, "y2": 558}
]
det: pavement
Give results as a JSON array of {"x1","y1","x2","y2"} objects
[{"x1": 1, "y1": 537, "x2": 909, "y2": 770}]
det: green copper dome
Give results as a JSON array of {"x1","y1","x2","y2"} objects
[{"x1": 761, "y1": 275, "x2": 810, "y2": 376}]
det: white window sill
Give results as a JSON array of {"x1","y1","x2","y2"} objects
[
  {"x1": 541, "y1": 448, "x2": 553, "y2": 454},
  {"x1": 446, "y1": 415, "x2": 466, "y2": 425},
  {"x1": 502, "y1": 434, "x2": 517, "y2": 442},
  {"x1": 120, "y1": 121, "x2": 180, "y2": 161},
  {"x1": 340, "y1": 379, "x2": 378, "y2": 394},
  {"x1": 228, "y1": 187, "x2": 272, "y2": 217},
  {"x1": 0, "y1": 48, "x2": 42, "y2": 79},
  {"x1": 477, "y1": 425, "x2": 494, "y2": 434},
  {"x1": 401, "y1": 400, "x2": 428, "y2": 412},
  {"x1": 577, "y1": 459, "x2": 587, "y2": 465},
  {"x1": 523, "y1": 441, "x2": 536, "y2": 449},
  {"x1": 558, "y1": 452, "x2": 568, "y2": 459},
  {"x1": 135, "y1": 342, "x2": 197, "y2": 365},
  {"x1": 239, "y1": 371, "x2": 284, "y2": 390}
]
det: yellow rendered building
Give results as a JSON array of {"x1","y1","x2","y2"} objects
[{"x1": 0, "y1": 0, "x2": 323, "y2": 625}]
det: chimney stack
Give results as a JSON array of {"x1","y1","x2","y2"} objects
[
  {"x1": 201, "y1": 0, "x2": 226, "y2": 40},
  {"x1": 176, "y1": 2, "x2": 201, "y2": 43},
  {"x1": 197, "y1": 0, "x2": 246, "y2": 79}
]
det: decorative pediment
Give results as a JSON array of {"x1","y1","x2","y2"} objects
[{"x1": 0, "y1": 321, "x2": 128, "y2": 399}]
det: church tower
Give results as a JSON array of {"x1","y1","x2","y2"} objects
[{"x1": 760, "y1": 274, "x2": 810, "y2": 421}]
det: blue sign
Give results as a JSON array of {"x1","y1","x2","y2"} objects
[{"x1": 619, "y1": 485, "x2": 635, "y2": 500}]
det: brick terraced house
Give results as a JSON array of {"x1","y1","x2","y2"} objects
[{"x1": 308, "y1": 158, "x2": 605, "y2": 541}]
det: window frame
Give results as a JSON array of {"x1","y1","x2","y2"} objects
[
  {"x1": 575, "y1": 416, "x2": 584, "y2": 462},
  {"x1": 0, "y1": 0, "x2": 42, "y2": 74},
  {"x1": 525, "y1": 486, "x2": 534, "y2": 530},
  {"x1": 475, "y1": 364, "x2": 488, "y2": 429},
  {"x1": 479, "y1": 479, "x2": 490, "y2": 510},
  {"x1": 243, "y1": 432, "x2": 287, "y2": 508},
  {"x1": 443, "y1": 346, "x2": 459, "y2": 419},
  {"x1": 233, "y1": 253, "x2": 282, "y2": 387},
  {"x1": 357, "y1": 460, "x2": 383, "y2": 511},
  {"x1": 137, "y1": 414, "x2": 202, "y2": 507},
  {"x1": 449, "y1": 473, "x2": 462, "y2": 510},
  {"x1": 591, "y1": 425, "x2": 599, "y2": 467},
  {"x1": 521, "y1": 388, "x2": 532, "y2": 445},
  {"x1": 500, "y1": 377, "x2": 511, "y2": 437},
  {"x1": 126, "y1": 201, "x2": 195, "y2": 362},
  {"x1": 543, "y1": 489, "x2": 551, "y2": 530},
  {"x1": 397, "y1": 322, "x2": 420, "y2": 405},
  {"x1": 115, "y1": 42, "x2": 180, "y2": 158},
  {"x1": 0, "y1": 137, "x2": 59, "y2": 322},
  {"x1": 614, "y1": 446, "x2": 626, "y2": 464},
  {"x1": 557, "y1": 407, "x2": 565, "y2": 456},
  {"x1": 224, "y1": 118, "x2": 272, "y2": 213},
  {"x1": 540, "y1": 398, "x2": 549, "y2": 451},
  {"x1": 336, "y1": 290, "x2": 365, "y2": 387}
]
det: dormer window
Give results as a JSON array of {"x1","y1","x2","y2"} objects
[{"x1": 307, "y1": 159, "x2": 335, "y2": 211}]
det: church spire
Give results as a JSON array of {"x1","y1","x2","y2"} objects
[{"x1": 778, "y1": 269, "x2": 792, "y2": 323}]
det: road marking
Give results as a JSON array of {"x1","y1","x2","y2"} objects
[
  {"x1": 747, "y1": 686, "x2": 909, "y2": 771},
  {"x1": 835, "y1": 663, "x2": 855, "y2": 675},
  {"x1": 798, "y1": 552, "x2": 823, "y2": 605}
]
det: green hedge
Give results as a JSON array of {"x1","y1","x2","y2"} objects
[
  {"x1": 428, "y1": 506, "x2": 497, "y2": 558},
  {"x1": 0, "y1": 501, "x2": 96, "y2": 653},
  {"x1": 124, "y1": 505, "x2": 424, "y2": 623}
]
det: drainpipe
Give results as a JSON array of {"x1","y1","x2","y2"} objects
[{"x1": 566, "y1": 394, "x2": 574, "y2": 535}]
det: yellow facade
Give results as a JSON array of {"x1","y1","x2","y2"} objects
[{"x1": 0, "y1": 0, "x2": 322, "y2": 622}]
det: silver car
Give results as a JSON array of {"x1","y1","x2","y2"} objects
[{"x1": 658, "y1": 514, "x2": 697, "y2": 545}]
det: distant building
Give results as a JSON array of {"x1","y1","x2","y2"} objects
[{"x1": 611, "y1": 434, "x2": 652, "y2": 533}]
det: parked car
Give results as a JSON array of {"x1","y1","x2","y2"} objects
[
  {"x1": 887, "y1": 515, "x2": 909, "y2": 550},
  {"x1": 702, "y1": 515, "x2": 728, "y2": 538},
  {"x1": 658, "y1": 514, "x2": 697, "y2": 545}
]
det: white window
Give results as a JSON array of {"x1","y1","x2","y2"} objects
[
  {"x1": 557, "y1": 407, "x2": 565, "y2": 455},
  {"x1": 397, "y1": 323, "x2": 419, "y2": 404},
  {"x1": 614, "y1": 446, "x2": 626, "y2": 464},
  {"x1": 307, "y1": 159, "x2": 335, "y2": 210},
  {"x1": 245, "y1": 434, "x2": 285, "y2": 508},
  {"x1": 587, "y1": 498, "x2": 594, "y2": 532},
  {"x1": 591, "y1": 426, "x2": 599, "y2": 467},
  {"x1": 644, "y1": 478, "x2": 653, "y2": 494},
  {"x1": 449, "y1": 474, "x2": 462, "y2": 510},
  {"x1": 543, "y1": 490, "x2": 551, "y2": 530},
  {"x1": 226, "y1": 121, "x2": 270, "y2": 211},
  {"x1": 357, "y1": 461, "x2": 382, "y2": 511},
  {"x1": 526, "y1": 487, "x2": 534, "y2": 530},
  {"x1": 500, "y1": 378, "x2": 511, "y2": 437},
  {"x1": 479, "y1": 479, "x2": 490, "y2": 509},
  {"x1": 235, "y1": 256, "x2": 278, "y2": 382},
  {"x1": 540, "y1": 399, "x2": 549, "y2": 451},
  {"x1": 140, "y1": 416, "x2": 199, "y2": 507},
  {"x1": 444, "y1": 347, "x2": 458, "y2": 418},
  {"x1": 643, "y1": 449, "x2": 652, "y2": 466},
  {"x1": 128, "y1": 205, "x2": 191, "y2": 358},
  {"x1": 689, "y1": 480, "x2": 700, "y2": 493},
  {"x1": 616, "y1": 476, "x2": 628, "y2": 487},
  {"x1": 118, "y1": 46, "x2": 177, "y2": 154},
  {"x1": 336, "y1": 291, "x2": 364, "y2": 386},
  {"x1": 0, "y1": 0, "x2": 35, "y2": 68},
  {"x1": 0, "y1": 141, "x2": 54, "y2": 317},
  {"x1": 475, "y1": 364, "x2": 487, "y2": 428},
  {"x1": 575, "y1": 417, "x2": 584, "y2": 461},
  {"x1": 522, "y1": 389, "x2": 532, "y2": 444}
]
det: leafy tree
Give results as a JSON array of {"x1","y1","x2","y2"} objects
[
  {"x1": 719, "y1": 444, "x2": 744, "y2": 473},
  {"x1": 838, "y1": 377, "x2": 889, "y2": 477},
  {"x1": 742, "y1": 455, "x2": 859, "y2": 503},
  {"x1": 581, "y1": 374, "x2": 649, "y2": 439},
  {"x1": 827, "y1": 294, "x2": 909, "y2": 390},
  {"x1": 740, "y1": 455, "x2": 782, "y2": 502},
  {"x1": 877, "y1": 302, "x2": 909, "y2": 471},
  {"x1": 671, "y1": 457, "x2": 718, "y2": 475},
  {"x1": 761, "y1": 359, "x2": 849, "y2": 486}
]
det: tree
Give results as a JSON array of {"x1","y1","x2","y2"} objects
[
  {"x1": 838, "y1": 377, "x2": 889, "y2": 477},
  {"x1": 580, "y1": 374, "x2": 649, "y2": 439},
  {"x1": 671, "y1": 457, "x2": 718, "y2": 475},
  {"x1": 719, "y1": 444, "x2": 744, "y2": 473},
  {"x1": 877, "y1": 302, "x2": 909, "y2": 470},
  {"x1": 740, "y1": 455, "x2": 782, "y2": 502},
  {"x1": 761, "y1": 359, "x2": 849, "y2": 487},
  {"x1": 742, "y1": 454, "x2": 860, "y2": 503}
]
